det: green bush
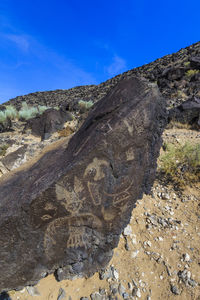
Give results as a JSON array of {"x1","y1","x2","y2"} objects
[
  {"x1": 38, "y1": 105, "x2": 51, "y2": 114},
  {"x1": 159, "y1": 142, "x2": 200, "y2": 185},
  {"x1": 4, "y1": 105, "x2": 17, "y2": 120},
  {"x1": 0, "y1": 111, "x2": 7, "y2": 124},
  {"x1": 18, "y1": 102, "x2": 39, "y2": 120},
  {"x1": 0, "y1": 105, "x2": 17, "y2": 124},
  {"x1": 185, "y1": 69, "x2": 199, "y2": 77},
  {"x1": 78, "y1": 100, "x2": 93, "y2": 112}
]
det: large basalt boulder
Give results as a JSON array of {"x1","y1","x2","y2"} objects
[
  {"x1": 0, "y1": 118, "x2": 12, "y2": 133},
  {"x1": 169, "y1": 97, "x2": 200, "y2": 127},
  {"x1": 24, "y1": 108, "x2": 73, "y2": 140},
  {"x1": 189, "y1": 56, "x2": 200, "y2": 69},
  {"x1": 0, "y1": 77, "x2": 166, "y2": 292}
]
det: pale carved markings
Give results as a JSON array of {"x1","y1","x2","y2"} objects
[
  {"x1": 67, "y1": 226, "x2": 86, "y2": 248},
  {"x1": 100, "y1": 121, "x2": 113, "y2": 135},
  {"x1": 44, "y1": 157, "x2": 134, "y2": 258},
  {"x1": 103, "y1": 180, "x2": 133, "y2": 207},
  {"x1": 85, "y1": 158, "x2": 109, "y2": 206},
  {"x1": 123, "y1": 109, "x2": 149, "y2": 137},
  {"x1": 55, "y1": 176, "x2": 84, "y2": 214},
  {"x1": 126, "y1": 148, "x2": 135, "y2": 161},
  {"x1": 84, "y1": 158, "x2": 109, "y2": 181},
  {"x1": 44, "y1": 214, "x2": 102, "y2": 257},
  {"x1": 87, "y1": 182, "x2": 101, "y2": 206},
  {"x1": 41, "y1": 214, "x2": 53, "y2": 221},
  {"x1": 123, "y1": 119, "x2": 134, "y2": 136}
]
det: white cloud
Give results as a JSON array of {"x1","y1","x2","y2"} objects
[
  {"x1": 106, "y1": 55, "x2": 127, "y2": 76},
  {"x1": 2, "y1": 33, "x2": 30, "y2": 52}
]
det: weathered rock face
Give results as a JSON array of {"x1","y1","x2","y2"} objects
[
  {"x1": 0, "y1": 77, "x2": 166, "y2": 292},
  {"x1": 24, "y1": 108, "x2": 73, "y2": 140},
  {"x1": 169, "y1": 97, "x2": 200, "y2": 127}
]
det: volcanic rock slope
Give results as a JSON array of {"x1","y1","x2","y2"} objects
[{"x1": 3, "y1": 41, "x2": 200, "y2": 110}]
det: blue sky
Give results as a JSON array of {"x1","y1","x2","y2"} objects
[{"x1": 0, "y1": 0, "x2": 199, "y2": 104}]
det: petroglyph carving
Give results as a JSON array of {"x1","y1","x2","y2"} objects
[
  {"x1": 67, "y1": 226, "x2": 86, "y2": 248},
  {"x1": 84, "y1": 158, "x2": 109, "y2": 181},
  {"x1": 126, "y1": 148, "x2": 135, "y2": 161},
  {"x1": 104, "y1": 181, "x2": 133, "y2": 207},
  {"x1": 55, "y1": 176, "x2": 84, "y2": 214},
  {"x1": 123, "y1": 119, "x2": 134, "y2": 136},
  {"x1": 88, "y1": 182, "x2": 102, "y2": 206},
  {"x1": 41, "y1": 214, "x2": 53, "y2": 221},
  {"x1": 44, "y1": 214, "x2": 102, "y2": 257},
  {"x1": 101, "y1": 121, "x2": 113, "y2": 134},
  {"x1": 44, "y1": 202, "x2": 56, "y2": 211}
]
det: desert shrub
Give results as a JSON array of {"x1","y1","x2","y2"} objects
[
  {"x1": 159, "y1": 142, "x2": 200, "y2": 185},
  {"x1": 18, "y1": 102, "x2": 38, "y2": 120},
  {"x1": 0, "y1": 111, "x2": 7, "y2": 124},
  {"x1": 185, "y1": 69, "x2": 199, "y2": 77},
  {"x1": 184, "y1": 61, "x2": 190, "y2": 67},
  {"x1": 38, "y1": 105, "x2": 51, "y2": 114},
  {"x1": 167, "y1": 121, "x2": 191, "y2": 130},
  {"x1": 78, "y1": 100, "x2": 93, "y2": 112},
  {"x1": 4, "y1": 105, "x2": 17, "y2": 120},
  {"x1": 0, "y1": 144, "x2": 9, "y2": 156}
]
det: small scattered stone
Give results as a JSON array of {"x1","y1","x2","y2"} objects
[
  {"x1": 90, "y1": 292, "x2": 103, "y2": 300},
  {"x1": 99, "y1": 267, "x2": 112, "y2": 280},
  {"x1": 131, "y1": 250, "x2": 139, "y2": 258},
  {"x1": 136, "y1": 288, "x2": 141, "y2": 298},
  {"x1": 123, "y1": 225, "x2": 132, "y2": 236},
  {"x1": 161, "y1": 192, "x2": 170, "y2": 200},
  {"x1": 171, "y1": 285, "x2": 181, "y2": 295},
  {"x1": 132, "y1": 288, "x2": 138, "y2": 297},
  {"x1": 110, "y1": 283, "x2": 118, "y2": 295},
  {"x1": 118, "y1": 283, "x2": 126, "y2": 296},
  {"x1": 122, "y1": 292, "x2": 129, "y2": 299},
  {"x1": 131, "y1": 235, "x2": 137, "y2": 245},
  {"x1": 128, "y1": 282, "x2": 133, "y2": 290},
  {"x1": 188, "y1": 278, "x2": 197, "y2": 287},
  {"x1": 183, "y1": 253, "x2": 190, "y2": 262},
  {"x1": 57, "y1": 288, "x2": 66, "y2": 300},
  {"x1": 99, "y1": 288, "x2": 106, "y2": 296},
  {"x1": 146, "y1": 241, "x2": 152, "y2": 247},
  {"x1": 26, "y1": 286, "x2": 40, "y2": 296}
]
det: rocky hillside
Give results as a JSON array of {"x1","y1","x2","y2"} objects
[{"x1": 2, "y1": 41, "x2": 200, "y2": 110}]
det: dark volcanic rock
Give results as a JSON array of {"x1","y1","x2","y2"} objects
[
  {"x1": 1, "y1": 145, "x2": 28, "y2": 171},
  {"x1": 0, "y1": 118, "x2": 12, "y2": 133},
  {"x1": 0, "y1": 77, "x2": 166, "y2": 292},
  {"x1": 189, "y1": 56, "x2": 200, "y2": 69},
  {"x1": 169, "y1": 97, "x2": 200, "y2": 127},
  {"x1": 24, "y1": 108, "x2": 73, "y2": 140}
]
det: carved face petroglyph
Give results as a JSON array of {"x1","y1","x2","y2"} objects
[{"x1": 55, "y1": 176, "x2": 85, "y2": 215}]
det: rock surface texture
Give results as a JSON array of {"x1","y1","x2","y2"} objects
[
  {"x1": 0, "y1": 77, "x2": 166, "y2": 292},
  {"x1": 169, "y1": 96, "x2": 200, "y2": 127},
  {"x1": 24, "y1": 108, "x2": 73, "y2": 140}
]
